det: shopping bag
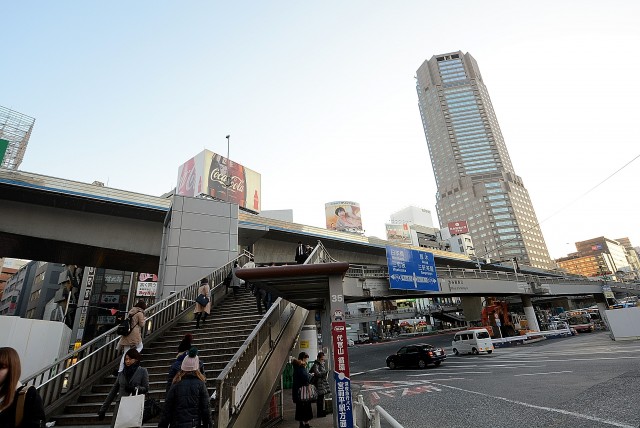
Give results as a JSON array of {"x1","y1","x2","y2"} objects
[
  {"x1": 114, "y1": 392, "x2": 145, "y2": 428},
  {"x1": 298, "y1": 384, "x2": 317, "y2": 402}
]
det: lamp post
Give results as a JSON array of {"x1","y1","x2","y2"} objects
[{"x1": 225, "y1": 135, "x2": 230, "y2": 202}]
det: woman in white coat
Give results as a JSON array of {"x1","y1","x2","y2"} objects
[{"x1": 194, "y1": 278, "x2": 211, "y2": 329}]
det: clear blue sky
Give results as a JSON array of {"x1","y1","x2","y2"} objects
[{"x1": 4, "y1": 1, "x2": 640, "y2": 259}]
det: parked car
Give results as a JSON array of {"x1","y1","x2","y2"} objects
[{"x1": 386, "y1": 344, "x2": 446, "y2": 369}]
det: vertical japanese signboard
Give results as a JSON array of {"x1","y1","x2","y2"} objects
[
  {"x1": 331, "y1": 321, "x2": 353, "y2": 428},
  {"x1": 386, "y1": 245, "x2": 439, "y2": 291}
]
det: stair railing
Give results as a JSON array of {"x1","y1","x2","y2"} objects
[
  {"x1": 212, "y1": 240, "x2": 335, "y2": 426},
  {"x1": 22, "y1": 250, "x2": 252, "y2": 413}
]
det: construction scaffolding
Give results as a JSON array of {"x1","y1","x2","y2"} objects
[{"x1": 0, "y1": 105, "x2": 35, "y2": 170}]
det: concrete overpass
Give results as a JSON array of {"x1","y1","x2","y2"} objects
[{"x1": 0, "y1": 169, "x2": 613, "y2": 309}]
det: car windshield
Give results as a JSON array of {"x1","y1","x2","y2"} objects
[
  {"x1": 476, "y1": 331, "x2": 490, "y2": 339},
  {"x1": 420, "y1": 345, "x2": 434, "y2": 350}
]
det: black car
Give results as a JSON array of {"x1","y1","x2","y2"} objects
[{"x1": 386, "y1": 344, "x2": 446, "y2": 369}]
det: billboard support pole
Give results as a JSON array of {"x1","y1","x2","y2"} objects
[{"x1": 225, "y1": 135, "x2": 231, "y2": 202}]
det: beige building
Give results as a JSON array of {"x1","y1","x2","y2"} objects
[
  {"x1": 556, "y1": 253, "x2": 615, "y2": 278},
  {"x1": 415, "y1": 51, "x2": 554, "y2": 269}
]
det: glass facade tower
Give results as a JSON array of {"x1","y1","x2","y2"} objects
[{"x1": 416, "y1": 51, "x2": 554, "y2": 269}]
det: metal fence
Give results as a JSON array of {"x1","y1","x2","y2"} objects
[
  {"x1": 23, "y1": 251, "x2": 252, "y2": 414},
  {"x1": 353, "y1": 394, "x2": 404, "y2": 428},
  {"x1": 346, "y1": 264, "x2": 605, "y2": 287}
]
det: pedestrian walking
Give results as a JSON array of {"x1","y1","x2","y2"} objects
[
  {"x1": 160, "y1": 347, "x2": 212, "y2": 428},
  {"x1": 165, "y1": 335, "x2": 206, "y2": 393},
  {"x1": 98, "y1": 348, "x2": 149, "y2": 424},
  {"x1": 295, "y1": 241, "x2": 306, "y2": 264},
  {"x1": 0, "y1": 347, "x2": 46, "y2": 428},
  {"x1": 117, "y1": 300, "x2": 146, "y2": 373},
  {"x1": 243, "y1": 257, "x2": 256, "y2": 292},
  {"x1": 230, "y1": 261, "x2": 242, "y2": 299},
  {"x1": 310, "y1": 352, "x2": 330, "y2": 417},
  {"x1": 194, "y1": 278, "x2": 211, "y2": 329},
  {"x1": 254, "y1": 284, "x2": 268, "y2": 315},
  {"x1": 292, "y1": 352, "x2": 313, "y2": 428}
]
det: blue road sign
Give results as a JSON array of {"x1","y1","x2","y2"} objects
[{"x1": 385, "y1": 245, "x2": 439, "y2": 291}]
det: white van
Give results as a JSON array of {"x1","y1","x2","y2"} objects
[{"x1": 451, "y1": 328, "x2": 494, "y2": 355}]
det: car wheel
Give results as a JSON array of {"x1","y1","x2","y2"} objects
[
  {"x1": 453, "y1": 348, "x2": 459, "y2": 356},
  {"x1": 418, "y1": 359, "x2": 427, "y2": 369},
  {"x1": 472, "y1": 348, "x2": 479, "y2": 355},
  {"x1": 434, "y1": 361, "x2": 442, "y2": 366},
  {"x1": 487, "y1": 350, "x2": 493, "y2": 354},
  {"x1": 388, "y1": 360, "x2": 396, "y2": 370}
]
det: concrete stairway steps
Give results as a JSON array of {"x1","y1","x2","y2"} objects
[{"x1": 51, "y1": 291, "x2": 264, "y2": 426}]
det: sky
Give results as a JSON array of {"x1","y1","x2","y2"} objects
[{"x1": 3, "y1": 1, "x2": 640, "y2": 261}]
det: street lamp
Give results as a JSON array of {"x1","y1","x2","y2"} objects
[{"x1": 225, "y1": 135, "x2": 230, "y2": 202}]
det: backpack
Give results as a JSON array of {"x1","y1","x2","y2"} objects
[{"x1": 117, "y1": 315, "x2": 133, "y2": 336}]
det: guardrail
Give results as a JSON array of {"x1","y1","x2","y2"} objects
[
  {"x1": 23, "y1": 251, "x2": 252, "y2": 414},
  {"x1": 353, "y1": 394, "x2": 404, "y2": 428},
  {"x1": 346, "y1": 264, "x2": 605, "y2": 287},
  {"x1": 213, "y1": 240, "x2": 331, "y2": 426}
]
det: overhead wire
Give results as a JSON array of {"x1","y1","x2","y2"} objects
[{"x1": 475, "y1": 153, "x2": 640, "y2": 262}]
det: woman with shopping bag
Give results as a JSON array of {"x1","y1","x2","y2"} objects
[
  {"x1": 98, "y1": 348, "x2": 149, "y2": 427},
  {"x1": 160, "y1": 347, "x2": 212, "y2": 428},
  {"x1": 291, "y1": 352, "x2": 314, "y2": 428}
]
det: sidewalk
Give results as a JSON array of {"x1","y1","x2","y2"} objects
[{"x1": 275, "y1": 393, "x2": 335, "y2": 428}]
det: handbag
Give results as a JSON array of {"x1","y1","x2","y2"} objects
[
  {"x1": 196, "y1": 294, "x2": 209, "y2": 307},
  {"x1": 298, "y1": 384, "x2": 317, "y2": 402},
  {"x1": 114, "y1": 389, "x2": 145, "y2": 428},
  {"x1": 143, "y1": 397, "x2": 162, "y2": 423}
]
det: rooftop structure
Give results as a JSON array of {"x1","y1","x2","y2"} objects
[{"x1": 0, "y1": 106, "x2": 35, "y2": 170}]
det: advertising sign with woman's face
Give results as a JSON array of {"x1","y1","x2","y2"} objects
[{"x1": 325, "y1": 201, "x2": 363, "y2": 233}]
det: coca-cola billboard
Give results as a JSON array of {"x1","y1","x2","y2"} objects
[
  {"x1": 176, "y1": 149, "x2": 261, "y2": 212},
  {"x1": 447, "y1": 220, "x2": 469, "y2": 235}
]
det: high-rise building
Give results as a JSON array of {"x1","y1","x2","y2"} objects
[
  {"x1": 0, "y1": 105, "x2": 35, "y2": 170},
  {"x1": 416, "y1": 51, "x2": 554, "y2": 269}
]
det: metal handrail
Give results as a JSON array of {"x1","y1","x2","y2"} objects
[
  {"x1": 305, "y1": 240, "x2": 339, "y2": 264},
  {"x1": 23, "y1": 250, "x2": 252, "y2": 412},
  {"x1": 212, "y1": 240, "x2": 333, "y2": 426},
  {"x1": 346, "y1": 264, "x2": 605, "y2": 287}
]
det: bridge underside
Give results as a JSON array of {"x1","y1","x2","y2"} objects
[{"x1": 0, "y1": 231, "x2": 160, "y2": 273}]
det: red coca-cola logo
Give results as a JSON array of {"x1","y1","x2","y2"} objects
[{"x1": 178, "y1": 159, "x2": 196, "y2": 196}]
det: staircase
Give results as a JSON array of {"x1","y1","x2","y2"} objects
[{"x1": 51, "y1": 290, "x2": 261, "y2": 426}]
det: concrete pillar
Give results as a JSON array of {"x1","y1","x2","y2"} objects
[
  {"x1": 460, "y1": 296, "x2": 483, "y2": 325},
  {"x1": 521, "y1": 295, "x2": 540, "y2": 332},
  {"x1": 594, "y1": 294, "x2": 611, "y2": 330},
  {"x1": 292, "y1": 311, "x2": 318, "y2": 362}
]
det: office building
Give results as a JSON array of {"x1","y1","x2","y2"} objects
[
  {"x1": 0, "y1": 106, "x2": 35, "y2": 170},
  {"x1": 416, "y1": 51, "x2": 554, "y2": 269},
  {"x1": 0, "y1": 261, "x2": 37, "y2": 316}
]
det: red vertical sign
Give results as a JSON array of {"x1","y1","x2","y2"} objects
[{"x1": 331, "y1": 321, "x2": 353, "y2": 427}]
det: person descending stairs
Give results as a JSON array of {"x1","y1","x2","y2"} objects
[{"x1": 50, "y1": 291, "x2": 261, "y2": 426}]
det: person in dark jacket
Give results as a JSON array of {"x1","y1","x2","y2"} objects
[
  {"x1": 291, "y1": 352, "x2": 313, "y2": 428},
  {"x1": 160, "y1": 347, "x2": 212, "y2": 428},
  {"x1": 98, "y1": 348, "x2": 149, "y2": 424},
  {"x1": 309, "y1": 352, "x2": 330, "y2": 417},
  {"x1": 165, "y1": 335, "x2": 206, "y2": 393},
  {"x1": 0, "y1": 347, "x2": 46, "y2": 428}
]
